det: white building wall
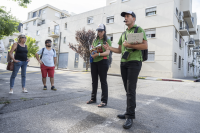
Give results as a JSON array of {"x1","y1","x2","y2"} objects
[{"x1": 1, "y1": 0, "x2": 197, "y2": 78}]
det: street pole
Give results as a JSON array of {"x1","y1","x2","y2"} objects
[{"x1": 57, "y1": 32, "x2": 62, "y2": 69}]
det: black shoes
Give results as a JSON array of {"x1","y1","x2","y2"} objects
[
  {"x1": 123, "y1": 118, "x2": 133, "y2": 129},
  {"x1": 117, "y1": 112, "x2": 126, "y2": 119},
  {"x1": 51, "y1": 86, "x2": 57, "y2": 91}
]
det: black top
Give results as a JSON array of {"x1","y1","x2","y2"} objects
[{"x1": 15, "y1": 44, "x2": 28, "y2": 61}]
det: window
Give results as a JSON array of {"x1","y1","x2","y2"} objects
[
  {"x1": 36, "y1": 30, "x2": 40, "y2": 36},
  {"x1": 55, "y1": 12, "x2": 60, "y2": 17},
  {"x1": 147, "y1": 51, "x2": 155, "y2": 61},
  {"x1": 63, "y1": 37, "x2": 66, "y2": 43},
  {"x1": 174, "y1": 53, "x2": 177, "y2": 63},
  {"x1": 87, "y1": 17, "x2": 93, "y2": 24},
  {"x1": 48, "y1": 27, "x2": 50, "y2": 33},
  {"x1": 188, "y1": 62, "x2": 190, "y2": 72},
  {"x1": 38, "y1": 9, "x2": 42, "y2": 17},
  {"x1": 107, "y1": 16, "x2": 114, "y2": 23},
  {"x1": 54, "y1": 25, "x2": 60, "y2": 35},
  {"x1": 42, "y1": 9, "x2": 45, "y2": 14},
  {"x1": 53, "y1": 38, "x2": 59, "y2": 48},
  {"x1": 175, "y1": 29, "x2": 178, "y2": 39},
  {"x1": 179, "y1": 57, "x2": 182, "y2": 69},
  {"x1": 146, "y1": 6, "x2": 157, "y2": 16},
  {"x1": 65, "y1": 23, "x2": 67, "y2": 29},
  {"x1": 179, "y1": 35, "x2": 182, "y2": 47},
  {"x1": 25, "y1": 23, "x2": 29, "y2": 30},
  {"x1": 176, "y1": 8, "x2": 178, "y2": 16},
  {"x1": 33, "y1": 20, "x2": 36, "y2": 26},
  {"x1": 32, "y1": 11, "x2": 37, "y2": 18},
  {"x1": 145, "y1": 28, "x2": 156, "y2": 38},
  {"x1": 107, "y1": 34, "x2": 113, "y2": 41},
  {"x1": 42, "y1": 20, "x2": 45, "y2": 24}
]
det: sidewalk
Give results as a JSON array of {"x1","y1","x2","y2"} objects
[{"x1": 1, "y1": 63, "x2": 199, "y2": 82}]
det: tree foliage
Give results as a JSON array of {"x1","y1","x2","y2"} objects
[
  {"x1": 9, "y1": 0, "x2": 32, "y2": 8},
  {"x1": 0, "y1": 7, "x2": 20, "y2": 40},
  {"x1": 69, "y1": 28, "x2": 96, "y2": 71},
  {"x1": 12, "y1": 36, "x2": 39, "y2": 58}
]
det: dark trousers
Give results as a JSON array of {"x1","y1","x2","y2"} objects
[
  {"x1": 120, "y1": 61, "x2": 142, "y2": 119},
  {"x1": 91, "y1": 59, "x2": 109, "y2": 104}
]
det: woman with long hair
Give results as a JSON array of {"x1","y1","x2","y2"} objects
[
  {"x1": 9, "y1": 34, "x2": 29, "y2": 94},
  {"x1": 87, "y1": 24, "x2": 112, "y2": 107}
]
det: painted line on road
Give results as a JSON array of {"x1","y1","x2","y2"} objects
[
  {"x1": 0, "y1": 71, "x2": 12, "y2": 74},
  {"x1": 83, "y1": 72, "x2": 89, "y2": 74},
  {"x1": 136, "y1": 89, "x2": 176, "y2": 111},
  {"x1": 26, "y1": 71, "x2": 39, "y2": 73}
]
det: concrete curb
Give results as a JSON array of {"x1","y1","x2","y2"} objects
[{"x1": 26, "y1": 66, "x2": 198, "y2": 82}]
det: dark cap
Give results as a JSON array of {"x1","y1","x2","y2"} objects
[
  {"x1": 45, "y1": 39, "x2": 52, "y2": 44},
  {"x1": 121, "y1": 11, "x2": 136, "y2": 18}
]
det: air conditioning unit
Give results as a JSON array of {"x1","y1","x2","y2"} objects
[{"x1": 37, "y1": 23, "x2": 41, "y2": 26}]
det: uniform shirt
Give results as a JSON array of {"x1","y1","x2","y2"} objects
[
  {"x1": 118, "y1": 24, "x2": 147, "y2": 62},
  {"x1": 37, "y1": 48, "x2": 56, "y2": 67},
  {"x1": 92, "y1": 38, "x2": 112, "y2": 62}
]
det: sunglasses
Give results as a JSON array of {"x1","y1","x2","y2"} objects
[
  {"x1": 21, "y1": 37, "x2": 26, "y2": 39},
  {"x1": 47, "y1": 41, "x2": 52, "y2": 44}
]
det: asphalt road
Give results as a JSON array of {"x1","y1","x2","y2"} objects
[{"x1": 0, "y1": 67, "x2": 200, "y2": 133}]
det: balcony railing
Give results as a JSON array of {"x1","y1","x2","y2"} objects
[
  {"x1": 48, "y1": 30, "x2": 60, "y2": 38},
  {"x1": 180, "y1": 22, "x2": 189, "y2": 32}
]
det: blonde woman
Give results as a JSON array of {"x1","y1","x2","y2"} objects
[{"x1": 9, "y1": 34, "x2": 29, "y2": 94}]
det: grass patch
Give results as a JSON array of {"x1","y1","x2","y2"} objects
[
  {"x1": 0, "y1": 100, "x2": 11, "y2": 104},
  {"x1": 20, "y1": 98, "x2": 34, "y2": 101},
  {"x1": 138, "y1": 77, "x2": 146, "y2": 79}
]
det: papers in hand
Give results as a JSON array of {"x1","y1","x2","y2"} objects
[{"x1": 127, "y1": 33, "x2": 143, "y2": 44}]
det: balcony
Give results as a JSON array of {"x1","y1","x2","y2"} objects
[
  {"x1": 194, "y1": 25, "x2": 200, "y2": 45},
  {"x1": 37, "y1": 20, "x2": 45, "y2": 26},
  {"x1": 188, "y1": 38, "x2": 196, "y2": 47},
  {"x1": 48, "y1": 30, "x2": 60, "y2": 38},
  {"x1": 197, "y1": 53, "x2": 200, "y2": 57},
  {"x1": 183, "y1": 10, "x2": 194, "y2": 28},
  {"x1": 193, "y1": 47, "x2": 200, "y2": 52},
  {"x1": 179, "y1": 23, "x2": 189, "y2": 36}
]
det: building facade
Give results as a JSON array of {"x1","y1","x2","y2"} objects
[{"x1": 2, "y1": 0, "x2": 200, "y2": 78}]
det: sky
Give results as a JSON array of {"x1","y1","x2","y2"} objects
[{"x1": 1, "y1": 0, "x2": 200, "y2": 24}]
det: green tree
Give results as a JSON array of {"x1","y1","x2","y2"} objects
[
  {"x1": 13, "y1": 36, "x2": 39, "y2": 58},
  {"x1": 9, "y1": 0, "x2": 32, "y2": 8},
  {"x1": 0, "y1": 7, "x2": 20, "y2": 40}
]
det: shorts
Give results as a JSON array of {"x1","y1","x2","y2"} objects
[{"x1": 41, "y1": 64, "x2": 55, "y2": 78}]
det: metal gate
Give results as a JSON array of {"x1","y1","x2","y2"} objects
[{"x1": 58, "y1": 53, "x2": 68, "y2": 68}]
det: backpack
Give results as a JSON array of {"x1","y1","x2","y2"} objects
[
  {"x1": 40, "y1": 48, "x2": 55, "y2": 60},
  {"x1": 122, "y1": 26, "x2": 148, "y2": 62}
]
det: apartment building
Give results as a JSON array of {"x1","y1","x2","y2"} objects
[{"x1": 2, "y1": 0, "x2": 200, "y2": 78}]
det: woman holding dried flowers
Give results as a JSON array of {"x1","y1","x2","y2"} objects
[{"x1": 86, "y1": 24, "x2": 112, "y2": 107}]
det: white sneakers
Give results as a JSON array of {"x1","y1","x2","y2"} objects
[
  {"x1": 9, "y1": 89, "x2": 28, "y2": 94},
  {"x1": 9, "y1": 90, "x2": 13, "y2": 94},
  {"x1": 22, "y1": 89, "x2": 28, "y2": 93}
]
